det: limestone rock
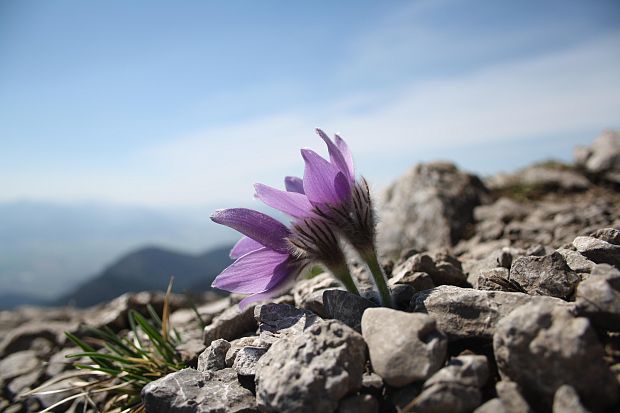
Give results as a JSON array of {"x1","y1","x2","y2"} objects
[
  {"x1": 197, "y1": 338, "x2": 230, "y2": 372},
  {"x1": 323, "y1": 289, "x2": 376, "y2": 333},
  {"x1": 575, "y1": 264, "x2": 620, "y2": 331},
  {"x1": 573, "y1": 236, "x2": 620, "y2": 268},
  {"x1": 509, "y1": 252, "x2": 580, "y2": 298},
  {"x1": 203, "y1": 304, "x2": 257, "y2": 346},
  {"x1": 553, "y1": 385, "x2": 591, "y2": 413},
  {"x1": 292, "y1": 273, "x2": 343, "y2": 317},
  {"x1": 377, "y1": 162, "x2": 487, "y2": 257},
  {"x1": 337, "y1": 394, "x2": 379, "y2": 413},
  {"x1": 141, "y1": 368, "x2": 257, "y2": 413},
  {"x1": 404, "y1": 355, "x2": 488, "y2": 413},
  {"x1": 411, "y1": 285, "x2": 572, "y2": 340},
  {"x1": 361, "y1": 308, "x2": 446, "y2": 387},
  {"x1": 232, "y1": 346, "x2": 267, "y2": 376},
  {"x1": 255, "y1": 320, "x2": 367, "y2": 413},
  {"x1": 574, "y1": 130, "x2": 620, "y2": 184},
  {"x1": 493, "y1": 301, "x2": 618, "y2": 411}
]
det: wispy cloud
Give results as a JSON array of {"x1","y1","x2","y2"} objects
[{"x1": 138, "y1": 32, "x2": 620, "y2": 205}]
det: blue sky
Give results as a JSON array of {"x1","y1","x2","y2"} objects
[{"x1": 1, "y1": 0, "x2": 620, "y2": 207}]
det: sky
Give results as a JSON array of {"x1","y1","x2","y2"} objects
[{"x1": 1, "y1": 0, "x2": 619, "y2": 208}]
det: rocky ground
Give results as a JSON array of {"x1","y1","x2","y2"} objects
[{"x1": 2, "y1": 130, "x2": 620, "y2": 413}]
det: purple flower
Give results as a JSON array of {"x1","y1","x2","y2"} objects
[{"x1": 210, "y1": 208, "x2": 306, "y2": 308}]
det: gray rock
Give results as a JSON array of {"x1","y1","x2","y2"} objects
[
  {"x1": 377, "y1": 162, "x2": 488, "y2": 258},
  {"x1": 141, "y1": 368, "x2": 257, "y2": 413},
  {"x1": 225, "y1": 337, "x2": 258, "y2": 367},
  {"x1": 337, "y1": 394, "x2": 379, "y2": 413},
  {"x1": 574, "y1": 130, "x2": 620, "y2": 183},
  {"x1": 45, "y1": 347, "x2": 80, "y2": 377},
  {"x1": 292, "y1": 273, "x2": 343, "y2": 317},
  {"x1": 323, "y1": 289, "x2": 376, "y2": 333},
  {"x1": 389, "y1": 251, "x2": 467, "y2": 289},
  {"x1": 203, "y1": 303, "x2": 257, "y2": 346},
  {"x1": 361, "y1": 372, "x2": 383, "y2": 390},
  {"x1": 255, "y1": 303, "x2": 320, "y2": 337},
  {"x1": 575, "y1": 264, "x2": 620, "y2": 331},
  {"x1": 474, "y1": 399, "x2": 506, "y2": 413},
  {"x1": 7, "y1": 369, "x2": 42, "y2": 398},
  {"x1": 573, "y1": 236, "x2": 620, "y2": 268},
  {"x1": 490, "y1": 165, "x2": 590, "y2": 194},
  {"x1": 0, "y1": 350, "x2": 40, "y2": 381},
  {"x1": 476, "y1": 267, "x2": 515, "y2": 291},
  {"x1": 255, "y1": 320, "x2": 367, "y2": 413},
  {"x1": 496, "y1": 381, "x2": 533, "y2": 413},
  {"x1": 556, "y1": 248, "x2": 596, "y2": 273},
  {"x1": 197, "y1": 339, "x2": 230, "y2": 372},
  {"x1": 0, "y1": 322, "x2": 67, "y2": 357},
  {"x1": 553, "y1": 385, "x2": 591, "y2": 413},
  {"x1": 390, "y1": 284, "x2": 416, "y2": 311},
  {"x1": 509, "y1": 252, "x2": 580, "y2": 298},
  {"x1": 404, "y1": 355, "x2": 488, "y2": 413},
  {"x1": 589, "y1": 227, "x2": 620, "y2": 245},
  {"x1": 411, "y1": 285, "x2": 572, "y2": 340},
  {"x1": 232, "y1": 346, "x2": 267, "y2": 376},
  {"x1": 361, "y1": 308, "x2": 446, "y2": 387},
  {"x1": 493, "y1": 301, "x2": 618, "y2": 411}
]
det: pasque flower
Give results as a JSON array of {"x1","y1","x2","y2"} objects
[
  {"x1": 255, "y1": 129, "x2": 392, "y2": 306},
  {"x1": 210, "y1": 208, "x2": 307, "y2": 309}
]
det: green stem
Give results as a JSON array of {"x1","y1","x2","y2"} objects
[
  {"x1": 363, "y1": 250, "x2": 393, "y2": 308},
  {"x1": 330, "y1": 264, "x2": 360, "y2": 295}
]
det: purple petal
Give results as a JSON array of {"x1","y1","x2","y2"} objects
[
  {"x1": 334, "y1": 172, "x2": 352, "y2": 202},
  {"x1": 210, "y1": 208, "x2": 290, "y2": 253},
  {"x1": 230, "y1": 236, "x2": 263, "y2": 259},
  {"x1": 334, "y1": 134, "x2": 355, "y2": 180},
  {"x1": 284, "y1": 176, "x2": 305, "y2": 194},
  {"x1": 211, "y1": 247, "x2": 290, "y2": 294},
  {"x1": 238, "y1": 272, "x2": 297, "y2": 310},
  {"x1": 254, "y1": 183, "x2": 313, "y2": 218},
  {"x1": 301, "y1": 149, "x2": 348, "y2": 205},
  {"x1": 316, "y1": 128, "x2": 352, "y2": 182}
]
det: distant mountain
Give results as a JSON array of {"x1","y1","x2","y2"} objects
[
  {"x1": 0, "y1": 293, "x2": 50, "y2": 310},
  {"x1": 57, "y1": 245, "x2": 233, "y2": 308}
]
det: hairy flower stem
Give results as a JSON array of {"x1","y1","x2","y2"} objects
[
  {"x1": 328, "y1": 263, "x2": 360, "y2": 295},
  {"x1": 361, "y1": 250, "x2": 392, "y2": 308}
]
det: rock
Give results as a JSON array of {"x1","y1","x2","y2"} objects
[
  {"x1": 203, "y1": 304, "x2": 257, "y2": 346},
  {"x1": 474, "y1": 197, "x2": 529, "y2": 224},
  {"x1": 225, "y1": 337, "x2": 259, "y2": 367},
  {"x1": 0, "y1": 350, "x2": 40, "y2": 381},
  {"x1": 575, "y1": 264, "x2": 620, "y2": 331},
  {"x1": 509, "y1": 252, "x2": 580, "y2": 298},
  {"x1": 337, "y1": 394, "x2": 379, "y2": 413},
  {"x1": 573, "y1": 236, "x2": 620, "y2": 268},
  {"x1": 389, "y1": 252, "x2": 466, "y2": 289},
  {"x1": 255, "y1": 320, "x2": 367, "y2": 413},
  {"x1": 574, "y1": 130, "x2": 620, "y2": 184},
  {"x1": 45, "y1": 347, "x2": 80, "y2": 377},
  {"x1": 476, "y1": 267, "x2": 516, "y2": 292},
  {"x1": 390, "y1": 284, "x2": 416, "y2": 311},
  {"x1": 7, "y1": 369, "x2": 42, "y2": 398},
  {"x1": 255, "y1": 303, "x2": 320, "y2": 337},
  {"x1": 589, "y1": 227, "x2": 620, "y2": 245},
  {"x1": 493, "y1": 301, "x2": 618, "y2": 411},
  {"x1": 361, "y1": 372, "x2": 383, "y2": 390},
  {"x1": 474, "y1": 399, "x2": 506, "y2": 413},
  {"x1": 463, "y1": 246, "x2": 525, "y2": 287},
  {"x1": 0, "y1": 322, "x2": 68, "y2": 357},
  {"x1": 489, "y1": 165, "x2": 590, "y2": 194},
  {"x1": 377, "y1": 162, "x2": 488, "y2": 258},
  {"x1": 411, "y1": 285, "x2": 572, "y2": 340},
  {"x1": 495, "y1": 381, "x2": 533, "y2": 413},
  {"x1": 232, "y1": 346, "x2": 267, "y2": 376},
  {"x1": 197, "y1": 339, "x2": 230, "y2": 372},
  {"x1": 404, "y1": 355, "x2": 488, "y2": 413},
  {"x1": 323, "y1": 290, "x2": 376, "y2": 333},
  {"x1": 170, "y1": 297, "x2": 230, "y2": 328},
  {"x1": 292, "y1": 273, "x2": 343, "y2": 317},
  {"x1": 429, "y1": 250, "x2": 468, "y2": 286},
  {"x1": 556, "y1": 248, "x2": 596, "y2": 273},
  {"x1": 142, "y1": 368, "x2": 257, "y2": 413},
  {"x1": 553, "y1": 385, "x2": 591, "y2": 413},
  {"x1": 361, "y1": 308, "x2": 446, "y2": 387}
]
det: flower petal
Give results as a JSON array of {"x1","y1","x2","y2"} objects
[
  {"x1": 210, "y1": 208, "x2": 289, "y2": 253},
  {"x1": 316, "y1": 128, "x2": 352, "y2": 182},
  {"x1": 238, "y1": 274, "x2": 297, "y2": 310},
  {"x1": 284, "y1": 176, "x2": 305, "y2": 194},
  {"x1": 301, "y1": 149, "x2": 347, "y2": 205},
  {"x1": 254, "y1": 183, "x2": 313, "y2": 218},
  {"x1": 230, "y1": 236, "x2": 263, "y2": 259},
  {"x1": 211, "y1": 247, "x2": 290, "y2": 294},
  {"x1": 335, "y1": 134, "x2": 355, "y2": 180}
]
